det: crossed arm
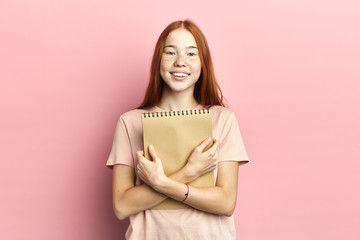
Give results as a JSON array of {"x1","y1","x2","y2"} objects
[{"x1": 112, "y1": 137, "x2": 241, "y2": 220}]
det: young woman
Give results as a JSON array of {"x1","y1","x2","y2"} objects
[{"x1": 107, "y1": 20, "x2": 249, "y2": 240}]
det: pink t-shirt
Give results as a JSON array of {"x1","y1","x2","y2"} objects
[{"x1": 106, "y1": 105, "x2": 249, "y2": 240}]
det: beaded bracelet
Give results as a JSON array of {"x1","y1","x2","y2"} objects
[{"x1": 181, "y1": 184, "x2": 189, "y2": 202}]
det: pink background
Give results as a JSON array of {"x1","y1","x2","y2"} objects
[{"x1": 1, "y1": 0, "x2": 359, "y2": 239}]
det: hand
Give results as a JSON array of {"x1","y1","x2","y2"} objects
[
  {"x1": 136, "y1": 145, "x2": 167, "y2": 191},
  {"x1": 185, "y1": 137, "x2": 220, "y2": 178}
]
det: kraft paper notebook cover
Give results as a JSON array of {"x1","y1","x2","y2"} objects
[{"x1": 142, "y1": 109, "x2": 214, "y2": 210}]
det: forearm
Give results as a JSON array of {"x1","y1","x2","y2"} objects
[
  {"x1": 120, "y1": 145, "x2": 224, "y2": 219},
  {"x1": 170, "y1": 164, "x2": 199, "y2": 183},
  {"x1": 154, "y1": 178, "x2": 236, "y2": 216},
  {"x1": 114, "y1": 183, "x2": 166, "y2": 219},
  {"x1": 114, "y1": 165, "x2": 199, "y2": 220},
  {"x1": 152, "y1": 161, "x2": 239, "y2": 216}
]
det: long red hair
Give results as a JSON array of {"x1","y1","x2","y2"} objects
[{"x1": 138, "y1": 20, "x2": 225, "y2": 109}]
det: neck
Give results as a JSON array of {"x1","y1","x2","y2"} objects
[{"x1": 158, "y1": 86, "x2": 198, "y2": 111}]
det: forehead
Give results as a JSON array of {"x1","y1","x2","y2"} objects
[{"x1": 165, "y1": 28, "x2": 198, "y2": 47}]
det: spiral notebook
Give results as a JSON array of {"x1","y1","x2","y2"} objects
[{"x1": 142, "y1": 109, "x2": 214, "y2": 210}]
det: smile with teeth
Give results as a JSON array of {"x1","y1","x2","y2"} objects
[{"x1": 171, "y1": 72, "x2": 189, "y2": 77}]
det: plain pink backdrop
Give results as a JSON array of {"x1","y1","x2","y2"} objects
[{"x1": 1, "y1": 0, "x2": 359, "y2": 239}]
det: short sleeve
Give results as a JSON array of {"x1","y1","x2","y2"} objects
[
  {"x1": 106, "y1": 116, "x2": 134, "y2": 169},
  {"x1": 218, "y1": 112, "x2": 249, "y2": 163}
]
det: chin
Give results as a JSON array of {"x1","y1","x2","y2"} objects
[{"x1": 169, "y1": 86, "x2": 190, "y2": 92}]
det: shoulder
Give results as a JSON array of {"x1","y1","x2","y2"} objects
[
  {"x1": 208, "y1": 105, "x2": 240, "y2": 131},
  {"x1": 119, "y1": 109, "x2": 145, "y2": 121},
  {"x1": 119, "y1": 107, "x2": 157, "y2": 121},
  {"x1": 117, "y1": 108, "x2": 155, "y2": 129},
  {"x1": 209, "y1": 105, "x2": 234, "y2": 120}
]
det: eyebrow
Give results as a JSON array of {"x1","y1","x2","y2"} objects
[{"x1": 164, "y1": 45, "x2": 198, "y2": 49}]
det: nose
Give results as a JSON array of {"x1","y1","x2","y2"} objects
[{"x1": 174, "y1": 53, "x2": 186, "y2": 67}]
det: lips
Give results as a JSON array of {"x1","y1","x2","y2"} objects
[
  {"x1": 171, "y1": 72, "x2": 190, "y2": 77},
  {"x1": 170, "y1": 72, "x2": 190, "y2": 81}
]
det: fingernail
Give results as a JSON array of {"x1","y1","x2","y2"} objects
[{"x1": 149, "y1": 145, "x2": 153, "y2": 150}]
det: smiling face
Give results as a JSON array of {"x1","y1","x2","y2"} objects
[{"x1": 160, "y1": 28, "x2": 202, "y2": 94}]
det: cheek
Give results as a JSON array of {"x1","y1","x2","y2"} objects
[
  {"x1": 160, "y1": 60, "x2": 168, "y2": 79},
  {"x1": 191, "y1": 59, "x2": 201, "y2": 73},
  {"x1": 161, "y1": 56, "x2": 173, "y2": 65},
  {"x1": 160, "y1": 57, "x2": 173, "y2": 74}
]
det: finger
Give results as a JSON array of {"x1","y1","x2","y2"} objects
[
  {"x1": 211, "y1": 139, "x2": 220, "y2": 150},
  {"x1": 137, "y1": 171, "x2": 145, "y2": 183},
  {"x1": 206, "y1": 139, "x2": 220, "y2": 156},
  {"x1": 136, "y1": 164, "x2": 142, "y2": 174},
  {"x1": 196, "y1": 137, "x2": 213, "y2": 152},
  {"x1": 203, "y1": 164, "x2": 217, "y2": 174},
  {"x1": 136, "y1": 150, "x2": 144, "y2": 158},
  {"x1": 137, "y1": 151, "x2": 149, "y2": 168},
  {"x1": 136, "y1": 152, "x2": 145, "y2": 166},
  {"x1": 148, "y1": 145, "x2": 159, "y2": 161}
]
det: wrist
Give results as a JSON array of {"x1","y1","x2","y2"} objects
[
  {"x1": 183, "y1": 163, "x2": 199, "y2": 180},
  {"x1": 152, "y1": 175, "x2": 170, "y2": 192}
]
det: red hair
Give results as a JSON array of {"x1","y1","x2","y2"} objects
[{"x1": 138, "y1": 20, "x2": 225, "y2": 109}]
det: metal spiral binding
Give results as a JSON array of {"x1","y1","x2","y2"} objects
[{"x1": 143, "y1": 109, "x2": 210, "y2": 118}]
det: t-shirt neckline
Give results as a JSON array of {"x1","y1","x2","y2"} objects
[{"x1": 153, "y1": 104, "x2": 203, "y2": 112}]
